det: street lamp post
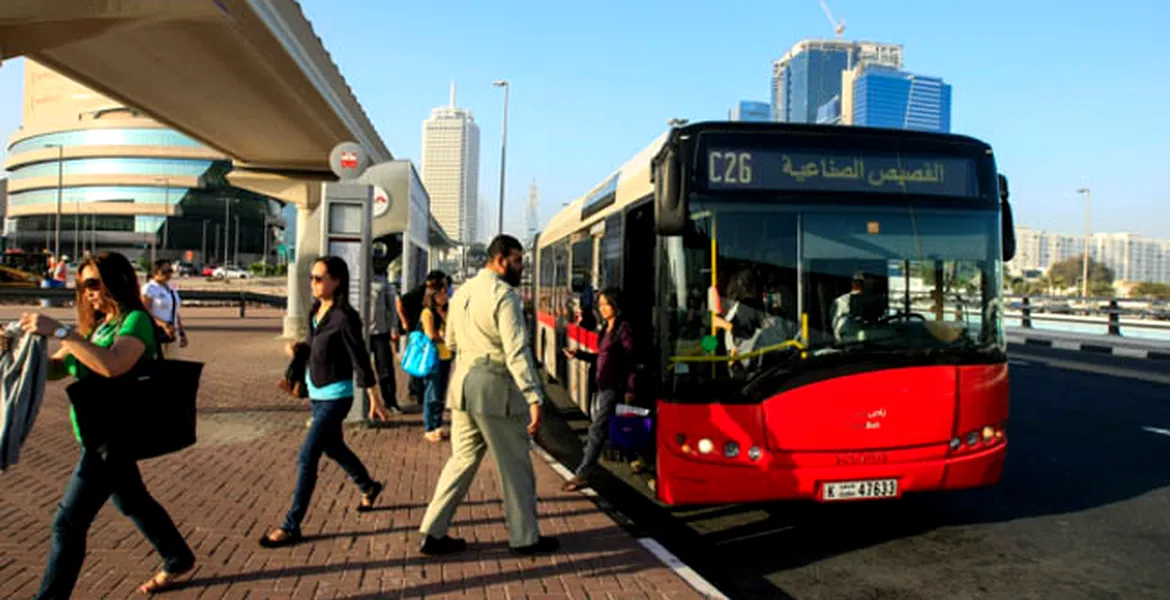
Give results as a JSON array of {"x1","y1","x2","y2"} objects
[
  {"x1": 201, "y1": 219, "x2": 209, "y2": 267},
  {"x1": 1077, "y1": 187, "x2": 1092, "y2": 301},
  {"x1": 222, "y1": 199, "x2": 231, "y2": 266},
  {"x1": 43, "y1": 144, "x2": 64, "y2": 261},
  {"x1": 492, "y1": 80, "x2": 510, "y2": 237},
  {"x1": 155, "y1": 177, "x2": 170, "y2": 258}
]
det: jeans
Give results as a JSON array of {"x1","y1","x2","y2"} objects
[
  {"x1": 369, "y1": 334, "x2": 399, "y2": 409},
  {"x1": 575, "y1": 388, "x2": 619, "y2": 479},
  {"x1": 282, "y1": 398, "x2": 376, "y2": 534},
  {"x1": 423, "y1": 360, "x2": 451, "y2": 433},
  {"x1": 36, "y1": 450, "x2": 194, "y2": 600}
]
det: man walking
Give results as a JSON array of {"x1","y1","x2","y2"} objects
[{"x1": 418, "y1": 235, "x2": 558, "y2": 556}]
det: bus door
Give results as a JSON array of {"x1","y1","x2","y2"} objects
[{"x1": 566, "y1": 227, "x2": 602, "y2": 415}]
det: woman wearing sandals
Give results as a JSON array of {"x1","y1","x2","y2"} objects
[
  {"x1": 560, "y1": 288, "x2": 636, "y2": 492},
  {"x1": 17, "y1": 252, "x2": 195, "y2": 597},
  {"x1": 260, "y1": 256, "x2": 390, "y2": 548},
  {"x1": 420, "y1": 283, "x2": 453, "y2": 442}
]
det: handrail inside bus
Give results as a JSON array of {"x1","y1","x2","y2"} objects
[
  {"x1": 668, "y1": 339, "x2": 805, "y2": 366},
  {"x1": 668, "y1": 313, "x2": 811, "y2": 367}
]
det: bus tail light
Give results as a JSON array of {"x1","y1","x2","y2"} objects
[{"x1": 951, "y1": 422, "x2": 1006, "y2": 455}]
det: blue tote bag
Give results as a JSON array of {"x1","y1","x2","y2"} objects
[{"x1": 401, "y1": 330, "x2": 438, "y2": 377}]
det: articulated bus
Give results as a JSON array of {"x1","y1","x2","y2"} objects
[{"x1": 529, "y1": 121, "x2": 1017, "y2": 506}]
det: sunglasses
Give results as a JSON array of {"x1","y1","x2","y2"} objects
[{"x1": 81, "y1": 278, "x2": 103, "y2": 291}]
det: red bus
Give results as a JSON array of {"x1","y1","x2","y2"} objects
[{"x1": 530, "y1": 122, "x2": 1016, "y2": 505}]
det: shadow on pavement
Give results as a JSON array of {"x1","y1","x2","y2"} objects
[{"x1": 538, "y1": 358, "x2": 1170, "y2": 599}]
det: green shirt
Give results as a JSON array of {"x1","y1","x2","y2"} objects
[{"x1": 63, "y1": 310, "x2": 157, "y2": 441}]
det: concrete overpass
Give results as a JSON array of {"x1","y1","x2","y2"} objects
[{"x1": 1, "y1": 0, "x2": 455, "y2": 335}]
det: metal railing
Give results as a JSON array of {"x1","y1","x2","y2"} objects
[
  {"x1": 0, "y1": 287, "x2": 286, "y2": 318},
  {"x1": 1010, "y1": 296, "x2": 1170, "y2": 338}
]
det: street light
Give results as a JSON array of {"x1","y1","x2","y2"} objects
[
  {"x1": 155, "y1": 177, "x2": 170, "y2": 259},
  {"x1": 492, "y1": 79, "x2": 510, "y2": 237},
  {"x1": 43, "y1": 143, "x2": 64, "y2": 261},
  {"x1": 1077, "y1": 187, "x2": 1091, "y2": 300}
]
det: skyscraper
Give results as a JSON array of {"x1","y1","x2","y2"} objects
[
  {"x1": 421, "y1": 82, "x2": 480, "y2": 244},
  {"x1": 772, "y1": 39, "x2": 902, "y2": 123},
  {"x1": 845, "y1": 64, "x2": 952, "y2": 133},
  {"x1": 729, "y1": 100, "x2": 772, "y2": 122},
  {"x1": 3, "y1": 60, "x2": 281, "y2": 263}
]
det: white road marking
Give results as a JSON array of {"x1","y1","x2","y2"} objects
[
  {"x1": 1114, "y1": 347, "x2": 1150, "y2": 359},
  {"x1": 1142, "y1": 426, "x2": 1170, "y2": 437},
  {"x1": 531, "y1": 442, "x2": 729, "y2": 598},
  {"x1": 638, "y1": 538, "x2": 731, "y2": 600},
  {"x1": 1052, "y1": 341, "x2": 1082, "y2": 352}
]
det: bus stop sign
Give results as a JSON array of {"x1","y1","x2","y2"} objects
[{"x1": 329, "y1": 142, "x2": 369, "y2": 180}]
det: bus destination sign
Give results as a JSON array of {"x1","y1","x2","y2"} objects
[{"x1": 704, "y1": 149, "x2": 977, "y2": 197}]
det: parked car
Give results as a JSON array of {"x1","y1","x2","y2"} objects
[{"x1": 213, "y1": 266, "x2": 252, "y2": 280}]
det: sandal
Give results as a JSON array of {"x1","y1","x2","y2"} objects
[
  {"x1": 356, "y1": 481, "x2": 384, "y2": 512},
  {"x1": 258, "y1": 528, "x2": 302, "y2": 548},
  {"x1": 560, "y1": 477, "x2": 589, "y2": 492},
  {"x1": 136, "y1": 565, "x2": 192, "y2": 595}
]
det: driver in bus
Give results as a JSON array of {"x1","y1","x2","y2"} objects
[{"x1": 830, "y1": 272, "x2": 869, "y2": 341}]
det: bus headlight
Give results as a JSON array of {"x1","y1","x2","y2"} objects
[
  {"x1": 966, "y1": 432, "x2": 979, "y2": 446},
  {"x1": 949, "y1": 437, "x2": 962, "y2": 450},
  {"x1": 723, "y1": 441, "x2": 740, "y2": 458},
  {"x1": 747, "y1": 446, "x2": 762, "y2": 461},
  {"x1": 982, "y1": 426, "x2": 996, "y2": 442},
  {"x1": 697, "y1": 439, "x2": 714, "y2": 455}
]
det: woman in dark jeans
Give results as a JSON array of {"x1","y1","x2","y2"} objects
[
  {"x1": 259, "y1": 256, "x2": 390, "y2": 548},
  {"x1": 561, "y1": 288, "x2": 636, "y2": 491},
  {"x1": 419, "y1": 284, "x2": 452, "y2": 442},
  {"x1": 16, "y1": 252, "x2": 194, "y2": 597}
]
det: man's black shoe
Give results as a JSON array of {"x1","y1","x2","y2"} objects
[
  {"x1": 510, "y1": 536, "x2": 560, "y2": 556},
  {"x1": 420, "y1": 535, "x2": 467, "y2": 555}
]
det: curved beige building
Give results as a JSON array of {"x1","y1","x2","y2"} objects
[{"x1": 3, "y1": 60, "x2": 283, "y2": 265}]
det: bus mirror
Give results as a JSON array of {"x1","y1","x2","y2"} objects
[
  {"x1": 998, "y1": 174, "x2": 1016, "y2": 261},
  {"x1": 1001, "y1": 202, "x2": 1016, "y2": 263},
  {"x1": 653, "y1": 146, "x2": 686, "y2": 236}
]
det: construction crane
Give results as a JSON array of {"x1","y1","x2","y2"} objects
[{"x1": 819, "y1": 0, "x2": 845, "y2": 38}]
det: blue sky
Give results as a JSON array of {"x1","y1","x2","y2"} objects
[{"x1": 2, "y1": 0, "x2": 1168, "y2": 240}]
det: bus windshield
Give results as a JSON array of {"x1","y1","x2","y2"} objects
[{"x1": 658, "y1": 202, "x2": 1005, "y2": 398}]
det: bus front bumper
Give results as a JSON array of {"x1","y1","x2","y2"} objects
[{"x1": 655, "y1": 442, "x2": 1006, "y2": 506}]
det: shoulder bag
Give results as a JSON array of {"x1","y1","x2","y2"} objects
[{"x1": 65, "y1": 336, "x2": 203, "y2": 462}]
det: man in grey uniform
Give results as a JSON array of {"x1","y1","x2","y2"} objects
[{"x1": 418, "y1": 235, "x2": 558, "y2": 556}]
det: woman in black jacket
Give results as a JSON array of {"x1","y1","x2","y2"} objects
[{"x1": 259, "y1": 256, "x2": 390, "y2": 548}]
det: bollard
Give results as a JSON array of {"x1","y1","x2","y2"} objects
[
  {"x1": 239, "y1": 293, "x2": 247, "y2": 319},
  {"x1": 1021, "y1": 296, "x2": 1032, "y2": 328},
  {"x1": 1107, "y1": 298, "x2": 1121, "y2": 336}
]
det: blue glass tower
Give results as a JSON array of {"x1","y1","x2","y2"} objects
[
  {"x1": 772, "y1": 40, "x2": 903, "y2": 123},
  {"x1": 851, "y1": 66, "x2": 952, "y2": 133}
]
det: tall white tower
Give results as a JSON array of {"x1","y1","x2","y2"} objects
[
  {"x1": 526, "y1": 179, "x2": 539, "y2": 247},
  {"x1": 421, "y1": 80, "x2": 480, "y2": 244}
]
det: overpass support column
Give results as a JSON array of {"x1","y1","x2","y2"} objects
[{"x1": 282, "y1": 186, "x2": 323, "y2": 340}]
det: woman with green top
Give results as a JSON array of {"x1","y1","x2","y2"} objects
[
  {"x1": 18, "y1": 252, "x2": 195, "y2": 597},
  {"x1": 258, "y1": 256, "x2": 389, "y2": 548}
]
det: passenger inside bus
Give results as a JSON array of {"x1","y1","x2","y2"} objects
[
  {"x1": 711, "y1": 269, "x2": 798, "y2": 376},
  {"x1": 828, "y1": 272, "x2": 887, "y2": 341}
]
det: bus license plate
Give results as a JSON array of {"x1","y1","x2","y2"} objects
[{"x1": 821, "y1": 479, "x2": 898, "y2": 501}]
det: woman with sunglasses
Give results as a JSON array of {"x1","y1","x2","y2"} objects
[
  {"x1": 260, "y1": 256, "x2": 390, "y2": 548},
  {"x1": 18, "y1": 252, "x2": 195, "y2": 597},
  {"x1": 141, "y1": 259, "x2": 187, "y2": 357}
]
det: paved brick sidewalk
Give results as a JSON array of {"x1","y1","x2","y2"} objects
[{"x1": 0, "y1": 308, "x2": 703, "y2": 600}]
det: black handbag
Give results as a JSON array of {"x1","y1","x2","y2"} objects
[{"x1": 66, "y1": 357, "x2": 204, "y2": 461}]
